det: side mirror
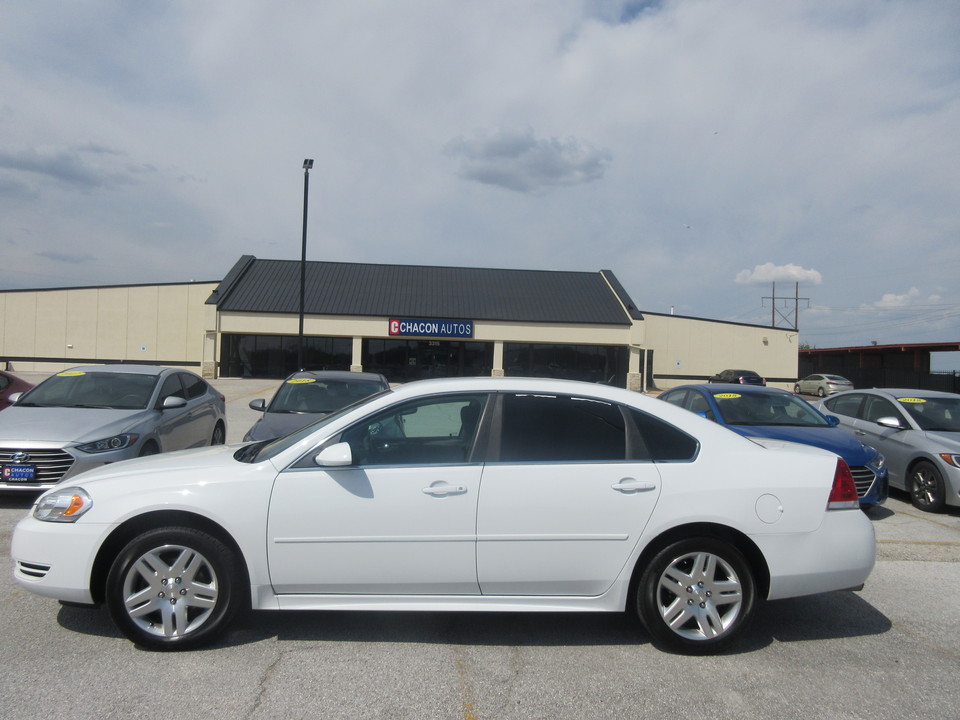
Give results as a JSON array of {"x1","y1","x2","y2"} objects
[
  {"x1": 249, "y1": 398, "x2": 267, "y2": 412},
  {"x1": 314, "y1": 442, "x2": 353, "y2": 467},
  {"x1": 7, "y1": 392, "x2": 22, "y2": 404},
  {"x1": 162, "y1": 396, "x2": 187, "y2": 410},
  {"x1": 825, "y1": 415, "x2": 840, "y2": 427},
  {"x1": 876, "y1": 416, "x2": 905, "y2": 430}
]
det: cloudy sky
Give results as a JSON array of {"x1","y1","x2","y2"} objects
[{"x1": 2, "y1": 0, "x2": 959, "y2": 359}]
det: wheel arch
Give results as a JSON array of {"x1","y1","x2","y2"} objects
[
  {"x1": 89, "y1": 510, "x2": 249, "y2": 605},
  {"x1": 627, "y1": 523, "x2": 771, "y2": 605}
]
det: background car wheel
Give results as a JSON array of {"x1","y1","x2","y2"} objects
[
  {"x1": 635, "y1": 537, "x2": 755, "y2": 655},
  {"x1": 211, "y1": 422, "x2": 226, "y2": 445},
  {"x1": 817, "y1": 387, "x2": 825, "y2": 398},
  {"x1": 909, "y1": 461, "x2": 946, "y2": 513},
  {"x1": 138, "y1": 442, "x2": 159, "y2": 457},
  {"x1": 105, "y1": 527, "x2": 245, "y2": 650},
  {"x1": 793, "y1": 385, "x2": 801, "y2": 394}
]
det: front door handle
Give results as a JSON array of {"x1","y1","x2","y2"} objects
[
  {"x1": 422, "y1": 483, "x2": 467, "y2": 496},
  {"x1": 611, "y1": 479, "x2": 657, "y2": 493}
]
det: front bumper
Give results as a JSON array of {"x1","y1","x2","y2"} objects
[{"x1": 11, "y1": 514, "x2": 114, "y2": 605}]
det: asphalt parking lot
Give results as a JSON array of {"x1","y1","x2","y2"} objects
[{"x1": 1, "y1": 376, "x2": 959, "y2": 719}]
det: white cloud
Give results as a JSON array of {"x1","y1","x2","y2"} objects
[{"x1": 735, "y1": 263, "x2": 823, "y2": 286}]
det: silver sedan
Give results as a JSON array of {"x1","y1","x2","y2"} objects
[
  {"x1": 818, "y1": 388, "x2": 960, "y2": 512},
  {"x1": 0, "y1": 365, "x2": 226, "y2": 492},
  {"x1": 795, "y1": 374, "x2": 853, "y2": 397}
]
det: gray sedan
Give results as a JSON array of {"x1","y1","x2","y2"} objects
[
  {"x1": 0, "y1": 365, "x2": 226, "y2": 492},
  {"x1": 243, "y1": 370, "x2": 389, "y2": 442},
  {"x1": 817, "y1": 388, "x2": 960, "y2": 512}
]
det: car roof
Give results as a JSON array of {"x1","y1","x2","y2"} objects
[
  {"x1": 61, "y1": 364, "x2": 171, "y2": 376},
  {"x1": 669, "y1": 384, "x2": 790, "y2": 397},
  {"x1": 833, "y1": 388, "x2": 959, "y2": 399},
  {"x1": 286, "y1": 370, "x2": 387, "y2": 383}
]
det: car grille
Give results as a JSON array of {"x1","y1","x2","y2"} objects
[
  {"x1": 849, "y1": 465, "x2": 876, "y2": 498},
  {"x1": 0, "y1": 448, "x2": 75, "y2": 484}
]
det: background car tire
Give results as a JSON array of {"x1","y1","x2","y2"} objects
[
  {"x1": 635, "y1": 537, "x2": 755, "y2": 655},
  {"x1": 817, "y1": 388, "x2": 825, "y2": 398},
  {"x1": 211, "y1": 422, "x2": 226, "y2": 445},
  {"x1": 793, "y1": 385, "x2": 801, "y2": 394},
  {"x1": 138, "y1": 442, "x2": 159, "y2": 457},
  {"x1": 105, "y1": 527, "x2": 245, "y2": 650},
  {"x1": 909, "y1": 460, "x2": 946, "y2": 513}
]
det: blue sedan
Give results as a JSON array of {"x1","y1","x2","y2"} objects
[{"x1": 659, "y1": 384, "x2": 888, "y2": 508}]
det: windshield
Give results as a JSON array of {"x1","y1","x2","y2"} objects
[
  {"x1": 896, "y1": 396, "x2": 960, "y2": 432},
  {"x1": 235, "y1": 388, "x2": 391, "y2": 463},
  {"x1": 713, "y1": 391, "x2": 831, "y2": 427},
  {"x1": 16, "y1": 371, "x2": 159, "y2": 410},
  {"x1": 268, "y1": 377, "x2": 386, "y2": 414}
]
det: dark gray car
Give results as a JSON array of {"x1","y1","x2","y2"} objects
[
  {"x1": 0, "y1": 365, "x2": 226, "y2": 492},
  {"x1": 817, "y1": 388, "x2": 960, "y2": 512},
  {"x1": 243, "y1": 370, "x2": 389, "y2": 442}
]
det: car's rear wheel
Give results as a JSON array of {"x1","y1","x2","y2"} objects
[
  {"x1": 635, "y1": 537, "x2": 755, "y2": 655},
  {"x1": 105, "y1": 527, "x2": 244, "y2": 650},
  {"x1": 909, "y1": 460, "x2": 946, "y2": 513},
  {"x1": 211, "y1": 422, "x2": 226, "y2": 445}
]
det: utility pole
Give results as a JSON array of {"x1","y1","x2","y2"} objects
[{"x1": 762, "y1": 282, "x2": 810, "y2": 330}]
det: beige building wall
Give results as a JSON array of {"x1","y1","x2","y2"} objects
[
  {"x1": 641, "y1": 312, "x2": 799, "y2": 391},
  {"x1": 0, "y1": 283, "x2": 218, "y2": 373}
]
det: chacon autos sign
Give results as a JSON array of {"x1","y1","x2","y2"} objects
[{"x1": 388, "y1": 318, "x2": 474, "y2": 339}]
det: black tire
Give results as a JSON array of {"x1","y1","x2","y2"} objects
[
  {"x1": 909, "y1": 460, "x2": 946, "y2": 513},
  {"x1": 817, "y1": 387, "x2": 825, "y2": 398},
  {"x1": 635, "y1": 537, "x2": 755, "y2": 655},
  {"x1": 793, "y1": 385, "x2": 801, "y2": 394},
  {"x1": 138, "y1": 442, "x2": 159, "y2": 457},
  {"x1": 105, "y1": 527, "x2": 245, "y2": 650},
  {"x1": 211, "y1": 422, "x2": 226, "y2": 446}
]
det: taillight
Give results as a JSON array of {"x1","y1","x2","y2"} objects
[{"x1": 827, "y1": 459, "x2": 859, "y2": 510}]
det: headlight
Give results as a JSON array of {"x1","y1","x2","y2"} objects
[
  {"x1": 76, "y1": 434, "x2": 139, "y2": 453},
  {"x1": 939, "y1": 453, "x2": 960, "y2": 468},
  {"x1": 867, "y1": 447, "x2": 886, "y2": 470},
  {"x1": 34, "y1": 488, "x2": 92, "y2": 523}
]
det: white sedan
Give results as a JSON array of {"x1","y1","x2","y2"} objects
[{"x1": 11, "y1": 377, "x2": 875, "y2": 655}]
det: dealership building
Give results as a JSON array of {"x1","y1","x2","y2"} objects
[{"x1": 0, "y1": 255, "x2": 800, "y2": 390}]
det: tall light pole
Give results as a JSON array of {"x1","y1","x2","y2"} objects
[{"x1": 298, "y1": 159, "x2": 314, "y2": 371}]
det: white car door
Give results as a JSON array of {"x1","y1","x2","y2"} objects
[
  {"x1": 267, "y1": 393, "x2": 489, "y2": 595},
  {"x1": 476, "y1": 393, "x2": 681, "y2": 597}
]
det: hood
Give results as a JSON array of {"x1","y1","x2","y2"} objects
[
  {"x1": 0, "y1": 406, "x2": 151, "y2": 444},
  {"x1": 923, "y1": 430, "x2": 960, "y2": 448},
  {"x1": 732, "y1": 424, "x2": 876, "y2": 465},
  {"x1": 62, "y1": 443, "x2": 241, "y2": 486},
  {"x1": 244, "y1": 411, "x2": 327, "y2": 442}
]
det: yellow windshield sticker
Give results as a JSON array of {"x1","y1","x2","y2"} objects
[
  {"x1": 57, "y1": 371, "x2": 86, "y2": 377},
  {"x1": 286, "y1": 378, "x2": 317, "y2": 384},
  {"x1": 715, "y1": 393, "x2": 741, "y2": 399},
  {"x1": 897, "y1": 397, "x2": 926, "y2": 404}
]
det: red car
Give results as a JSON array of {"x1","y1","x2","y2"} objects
[{"x1": 0, "y1": 370, "x2": 34, "y2": 410}]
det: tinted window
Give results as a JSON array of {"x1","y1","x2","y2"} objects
[
  {"x1": 499, "y1": 393, "x2": 626, "y2": 463},
  {"x1": 660, "y1": 390, "x2": 688, "y2": 408},
  {"x1": 863, "y1": 396, "x2": 901, "y2": 423},
  {"x1": 824, "y1": 393, "x2": 862, "y2": 418},
  {"x1": 897, "y1": 396, "x2": 960, "y2": 431},
  {"x1": 630, "y1": 410, "x2": 699, "y2": 461},
  {"x1": 158, "y1": 374, "x2": 186, "y2": 403},
  {"x1": 341, "y1": 394, "x2": 487, "y2": 466},
  {"x1": 181, "y1": 373, "x2": 208, "y2": 400}
]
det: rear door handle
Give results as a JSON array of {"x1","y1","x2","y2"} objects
[
  {"x1": 422, "y1": 483, "x2": 467, "y2": 497},
  {"x1": 611, "y1": 479, "x2": 657, "y2": 493}
]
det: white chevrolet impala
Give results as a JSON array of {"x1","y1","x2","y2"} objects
[{"x1": 11, "y1": 377, "x2": 875, "y2": 654}]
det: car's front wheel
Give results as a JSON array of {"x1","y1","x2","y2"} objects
[
  {"x1": 793, "y1": 384, "x2": 802, "y2": 394},
  {"x1": 105, "y1": 527, "x2": 245, "y2": 650},
  {"x1": 910, "y1": 460, "x2": 946, "y2": 512},
  {"x1": 817, "y1": 387, "x2": 825, "y2": 398},
  {"x1": 635, "y1": 537, "x2": 756, "y2": 655}
]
